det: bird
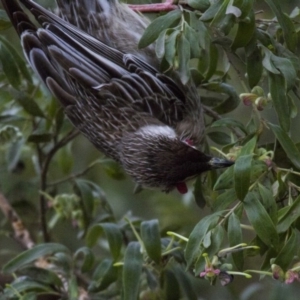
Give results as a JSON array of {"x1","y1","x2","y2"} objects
[{"x1": 1, "y1": 0, "x2": 234, "y2": 194}]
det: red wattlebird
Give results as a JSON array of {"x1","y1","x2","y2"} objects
[{"x1": 1, "y1": 0, "x2": 233, "y2": 193}]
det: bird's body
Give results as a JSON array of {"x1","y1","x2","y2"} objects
[{"x1": 1, "y1": 0, "x2": 233, "y2": 193}]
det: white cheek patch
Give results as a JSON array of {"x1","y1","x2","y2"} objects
[{"x1": 138, "y1": 125, "x2": 177, "y2": 139}]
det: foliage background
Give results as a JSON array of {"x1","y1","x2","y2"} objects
[{"x1": 0, "y1": 0, "x2": 300, "y2": 299}]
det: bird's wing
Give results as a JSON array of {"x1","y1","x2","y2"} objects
[{"x1": 1, "y1": 0, "x2": 191, "y2": 157}]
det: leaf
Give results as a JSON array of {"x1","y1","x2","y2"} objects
[
  {"x1": 207, "y1": 131, "x2": 232, "y2": 145},
  {"x1": 185, "y1": 212, "x2": 222, "y2": 269},
  {"x1": 0, "y1": 36, "x2": 32, "y2": 84},
  {"x1": 213, "y1": 188, "x2": 237, "y2": 211},
  {"x1": 14, "y1": 93, "x2": 45, "y2": 118},
  {"x1": 140, "y1": 220, "x2": 161, "y2": 264},
  {"x1": 211, "y1": 118, "x2": 247, "y2": 134},
  {"x1": 203, "y1": 82, "x2": 240, "y2": 114},
  {"x1": 172, "y1": 264, "x2": 197, "y2": 300},
  {"x1": 57, "y1": 143, "x2": 74, "y2": 175},
  {"x1": 89, "y1": 259, "x2": 118, "y2": 292},
  {"x1": 187, "y1": 0, "x2": 210, "y2": 11},
  {"x1": 258, "y1": 184, "x2": 277, "y2": 225},
  {"x1": 122, "y1": 242, "x2": 143, "y2": 300},
  {"x1": 277, "y1": 195, "x2": 300, "y2": 233},
  {"x1": 273, "y1": 230, "x2": 298, "y2": 270},
  {"x1": 243, "y1": 192, "x2": 279, "y2": 248},
  {"x1": 27, "y1": 133, "x2": 52, "y2": 143},
  {"x1": 264, "y1": 0, "x2": 297, "y2": 52},
  {"x1": 74, "y1": 179, "x2": 94, "y2": 218},
  {"x1": 269, "y1": 123, "x2": 300, "y2": 170},
  {"x1": 228, "y1": 214, "x2": 244, "y2": 270},
  {"x1": 0, "y1": 42, "x2": 21, "y2": 88},
  {"x1": 3, "y1": 243, "x2": 70, "y2": 273},
  {"x1": 193, "y1": 176, "x2": 206, "y2": 208},
  {"x1": 74, "y1": 247, "x2": 95, "y2": 273},
  {"x1": 164, "y1": 29, "x2": 179, "y2": 67},
  {"x1": 19, "y1": 267, "x2": 63, "y2": 288},
  {"x1": 246, "y1": 41, "x2": 263, "y2": 88},
  {"x1": 2, "y1": 279, "x2": 53, "y2": 298},
  {"x1": 194, "y1": 225, "x2": 225, "y2": 273},
  {"x1": 177, "y1": 34, "x2": 191, "y2": 84},
  {"x1": 139, "y1": 10, "x2": 182, "y2": 48},
  {"x1": 86, "y1": 223, "x2": 122, "y2": 260},
  {"x1": 6, "y1": 136, "x2": 25, "y2": 171},
  {"x1": 0, "y1": 10, "x2": 12, "y2": 30},
  {"x1": 232, "y1": 10, "x2": 255, "y2": 50},
  {"x1": 234, "y1": 154, "x2": 252, "y2": 201}
]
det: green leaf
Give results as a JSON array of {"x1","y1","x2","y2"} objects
[
  {"x1": 277, "y1": 195, "x2": 300, "y2": 233},
  {"x1": 140, "y1": 220, "x2": 161, "y2": 264},
  {"x1": 185, "y1": 212, "x2": 222, "y2": 269},
  {"x1": 258, "y1": 184, "x2": 277, "y2": 225},
  {"x1": 57, "y1": 143, "x2": 74, "y2": 175},
  {"x1": 14, "y1": 93, "x2": 45, "y2": 118},
  {"x1": 19, "y1": 267, "x2": 63, "y2": 288},
  {"x1": 214, "y1": 165, "x2": 234, "y2": 190},
  {"x1": 2, "y1": 279, "x2": 53, "y2": 298},
  {"x1": 172, "y1": 264, "x2": 197, "y2": 300},
  {"x1": 243, "y1": 192, "x2": 279, "y2": 248},
  {"x1": 264, "y1": 0, "x2": 297, "y2": 52},
  {"x1": 74, "y1": 247, "x2": 95, "y2": 273},
  {"x1": 234, "y1": 154, "x2": 252, "y2": 201},
  {"x1": 122, "y1": 242, "x2": 143, "y2": 300},
  {"x1": 0, "y1": 36, "x2": 32, "y2": 84},
  {"x1": 231, "y1": 10, "x2": 255, "y2": 50},
  {"x1": 74, "y1": 179, "x2": 94, "y2": 218},
  {"x1": 269, "y1": 123, "x2": 300, "y2": 170},
  {"x1": 194, "y1": 225, "x2": 225, "y2": 273},
  {"x1": 203, "y1": 82, "x2": 240, "y2": 114},
  {"x1": 6, "y1": 136, "x2": 25, "y2": 171},
  {"x1": 246, "y1": 41, "x2": 263, "y2": 88},
  {"x1": 89, "y1": 259, "x2": 118, "y2": 292},
  {"x1": 211, "y1": 118, "x2": 247, "y2": 135},
  {"x1": 228, "y1": 214, "x2": 244, "y2": 270},
  {"x1": 273, "y1": 230, "x2": 298, "y2": 270},
  {"x1": 269, "y1": 74, "x2": 289, "y2": 132},
  {"x1": 187, "y1": 0, "x2": 210, "y2": 11},
  {"x1": 3, "y1": 243, "x2": 70, "y2": 273},
  {"x1": 203, "y1": 43, "x2": 218, "y2": 81},
  {"x1": 0, "y1": 42, "x2": 21, "y2": 88},
  {"x1": 207, "y1": 131, "x2": 232, "y2": 145},
  {"x1": 27, "y1": 132, "x2": 52, "y2": 143},
  {"x1": 162, "y1": 267, "x2": 180, "y2": 299},
  {"x1": 164, "y1": 29, "x2": 179, "y2": 67},
  {"x1": 139, "y1": 10, "x2": 182, "y2": 48},
  {"x1": 86, "y1": 223, "x2": 122, "y2": 260},
  {"x1": 200, "y1": 0, "x2": 222, "y2": 22},
  {"x1": 193, "y1": 176, "x2": 206, "y2": 208},
  {"x1": 177, "y1": 33, "x2": 191, "y2": 84},
  {"x1": 213, "y1": 188, "x2": 237, "y2": 211},
  {"x1": 0, "y1": 10, "x2": 12, "y2": 30}
]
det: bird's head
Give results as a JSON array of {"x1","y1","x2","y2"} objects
[{"x1": 120, "y1": 125, "x2": 234, "y2": 193}]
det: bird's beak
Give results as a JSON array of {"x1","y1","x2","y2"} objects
[{"x1": 209, "y1": 157, "x2": 234, "y2": 169}]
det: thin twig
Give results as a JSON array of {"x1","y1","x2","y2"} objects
[
  {"x1": 203, "y1": 105, "x2": 244, "y2": 140},
  {"x1": 0, "y1": 190, "x2": 35, "y2": 249},
  {"x1": 39, "y1": 129, "x2": 80, "y2": 242},
  {"x1": 48, "y1": 158, "x2": 110, "y2": 187}
]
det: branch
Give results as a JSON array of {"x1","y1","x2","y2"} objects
[
  {"x1": 39, "y1": 129, "x2": 80, "y2": 242},
  {"x1": 0, "y1": 190, "x2": 34, "y2": 249}
]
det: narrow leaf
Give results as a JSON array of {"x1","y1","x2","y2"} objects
[
  {"x1": 139, "y1": 10, "x2": 182, "y2": 48},
  {"x1": 140, "y1": 220, "x2": 161, "y2": 264},
  {"x1": 123, "y1": 242, "x2": 143, "y2": 300},
  {"x1": 269, "y1": 123, "x2": 300, "y2": 169},
  {"x1": 244, "y1": 192, "x2": 279, "y2": 248}
]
